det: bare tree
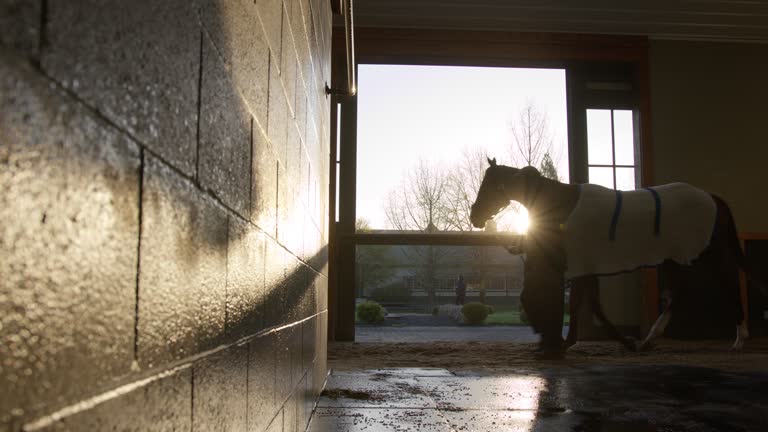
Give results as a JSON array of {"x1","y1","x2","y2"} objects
[
  {"x1": 508, "y1": 101, "x2": 554, "y2": 169},
  {"x1": 383, "y1": 160, "x2": 455, "y2": 308},
  {"x1": 443, "y1": 146, "x2": 488, "y2": 232},
  {"x1": 384, "y1": 159, "x2": 450, "y2": 232}
]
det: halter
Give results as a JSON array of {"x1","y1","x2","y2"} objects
[{"x1": 495, "y1": 166, "x2": 542, "y2": 217}]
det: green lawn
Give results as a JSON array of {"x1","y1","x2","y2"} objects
[
  {"x1": 484, "y1": 311, "x2": 525, "y2": 325},
  {"x1": 485, "y1": 311, "x2": 570, "y2": 326}
]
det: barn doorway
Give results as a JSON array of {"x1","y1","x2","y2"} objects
[{"x1": 351, "y1": 64, "x2": 568, "y2": 342}]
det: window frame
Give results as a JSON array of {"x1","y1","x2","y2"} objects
[{"x1": 586, "y1": 108, "x2": 641, "y2": 191}]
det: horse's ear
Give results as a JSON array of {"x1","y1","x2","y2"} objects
[{"x1": 487, "y1": 157, "x2": 497, "y2": 167}]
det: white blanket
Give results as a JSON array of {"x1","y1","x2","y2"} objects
[{"x1": 563, "y1": 183, "x2": 716, "y2": 279}]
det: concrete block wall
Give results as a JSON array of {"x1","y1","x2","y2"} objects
[{"x1": 0, "y1": 0, "x2": 332, "y2": 430}]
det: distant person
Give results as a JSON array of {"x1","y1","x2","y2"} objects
[{"x1": 455, "y1": 274, "x2": 467, "y2": 305}]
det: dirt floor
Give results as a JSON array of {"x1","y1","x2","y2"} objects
[{"x1": 329, "y1": 337, "x2": 768, "y2": 371}]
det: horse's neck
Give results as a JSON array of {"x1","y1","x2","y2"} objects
[{"x1": 522, "y1": 178, "x2": 580, "y2": 224}]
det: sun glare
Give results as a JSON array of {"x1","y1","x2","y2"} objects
[{"x1": 494, "y1": 206, "x2": 530, "y2": 234}]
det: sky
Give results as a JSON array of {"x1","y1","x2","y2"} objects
[{"x1": 355, "y1": 64, "x2": 570, "y2": 229}]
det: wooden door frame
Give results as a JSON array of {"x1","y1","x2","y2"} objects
[{"x1": 328, "y1": 27, "x2": 655, "y2": 341}]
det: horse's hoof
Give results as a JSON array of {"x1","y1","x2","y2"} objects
[
  {"x1": 534, "y1": 350, "x2": 565, "y2": 360},
  {"x1": 623, "y1": 338, "x2": 638, "y2": 352},
  {"x1": 730, "y1": 340, "x2": 745, "y2": 351},
  {"x1": 637, "y1": 341, "x2": 654, "y2": 352}
]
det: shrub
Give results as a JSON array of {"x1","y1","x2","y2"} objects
[
  {"x1": 485, "y1": 305, "x2": 495, "y2": 315},
  {"x1": 434, "y1": 304, "x2": 464, "y2": 323},
  {"x1": 357, "y1": 301, "x2": 385, "y2": 324},
  {"x1": 462, "y1": 302, "x2": 490, "y2": 325},
  {"x1": 432, "y1": 306, "x2": 439, "y2": 316}
]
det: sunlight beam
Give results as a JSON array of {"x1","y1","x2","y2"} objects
[{"x1": 494, "y1": 205, "x2": 529, "y2": 234}]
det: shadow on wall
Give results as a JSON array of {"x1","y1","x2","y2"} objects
[
  {"x1": 1, "y1": 0, "x2": 331, "y2": 426},
  {"x1": 0, "y1": 50, "x2": 327, "y2": 425}
]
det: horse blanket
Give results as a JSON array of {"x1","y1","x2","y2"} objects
[{"x1": 563, "y1": 182, "x2": 716, "y2": 279}]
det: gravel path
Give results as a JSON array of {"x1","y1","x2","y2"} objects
[{"x1": 356, "y1": 324, "x2": 559, "y2": 343}]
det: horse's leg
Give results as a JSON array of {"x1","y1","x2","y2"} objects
[
  {"x1": 588, "y1": 284, "x2": 637, "y2": 351},
  {"x1": 638, "y1": 262, "x2": 676, "y2": 351},
  {"x1": 726, "y1": 252, "x2": 749, "y2": 351},
  {"x1": 638, "y1": 297, "x2": 672, "y2": 351},
  {"x1": 564, "y1": 279, "x2": 586, "y2": 349},
  {"x1": 729, "y1": 259, "x2": 749, "y2": 351}
]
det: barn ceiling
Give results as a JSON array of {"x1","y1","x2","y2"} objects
[{"x1": 351, "y1": 0, "x2": 768, "y2": 42}]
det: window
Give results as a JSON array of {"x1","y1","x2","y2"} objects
[{"x1": 587, "y1": 109, "x2": 638, "y2": 190}]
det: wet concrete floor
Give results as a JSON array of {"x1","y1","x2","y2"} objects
[{"x1": 309, "y1": 365, "x2": 768, "y2": 431}]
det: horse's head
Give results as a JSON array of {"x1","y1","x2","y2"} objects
[
  {"x1": 469, "y1": 158, "x2": 540, "y2": 229},
  {"x1": 470, "y1": 158, "x2": 510, "y2": 229}
]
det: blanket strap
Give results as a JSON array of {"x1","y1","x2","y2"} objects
[
  {"x1": 609, "y1": 190, "x2": 623, "y2": 241},
  {"x1": 644, "y1": 187, "x2": 662, "y2": 237}
]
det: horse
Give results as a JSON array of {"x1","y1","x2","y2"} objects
[{"x1": 469, "y1": 157, "x2": 751, "y2": 357}]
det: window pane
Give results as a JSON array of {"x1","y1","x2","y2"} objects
[
  {"x1": 587, "y1": 109, "x2": 613, "y2": 165},
  {"x1": 335, "y1": 166, "x2": 340, "y2": 222},
  {"x1": 613, "y1": 110, "x2": 634, "y2": 165},
  {"x1": 356, "y1": 64, "x2": 569, "y2": 231},
  {"x1": 589, "y1": 166, "x2": 614, "y2": 189},
  {"x1": 336, "y1": 103, "x2": 342, "y2": 162},
  {"x1": 615, "y1": 167, "x2": 636, "y2": 191}
]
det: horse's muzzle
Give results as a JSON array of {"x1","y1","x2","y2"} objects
[{"x1": 470, "y1": 214, "x2": 486, "y2": 229}]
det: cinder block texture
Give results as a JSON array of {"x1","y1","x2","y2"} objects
[
  {"x1": 32, "y1": 367, "x2": 192, "y2": 432},
  {"x1": 290, "y1": 323, "x2": 303, "y2": 392},
  {"x1": 198, "y1": 34, "x2": 252, "y2": 216},
  {"x1": 266, "y1": 410, "x2": 283, "y2": 432},
  {"x1": 0, "y1": 0, "x2": 332, "y2": 427},
  {"x1": 256, "y1": 0, "x2": 284, "y2": 63},
  {"x1": 199, "y1": 0, "x2": 270, "y2": 128},
  {"x1": 285, "y1": 123, "x2": 303, "y2": 206},
  {"x1": 193, "y1": 344, "x2": 248, "y2": 432},
  {"x1": 314, "y1": 273, "x2": 329, "y2": 313},
  {"x1": 285, "y1": 256, "x2": 310, "y2": 324},
  {"x1": 313, "y1": 313, "x2": 329, "y2": 395},
  {"x1": 280, "y1": 9, "x2": 298, "y2": 120},
  {"x1": 290, "y1": 0, "x2": 312, "y2": 98},
  {"x1": 275, "y1": 326, "x2": 295, "y2": 405},
  {"x1": 265, "y1": 238, "x2": 288, "y2": 328},
  {"x1": 42, "y1": 0, "x2": 200, "y2": 176},
  {"x1": 283, "y1": 388, "x2": 298, "y2": 432},
  {"x1": 226, "y1": 216, "x2": 266, "y2": 341},
  {"x1": 0, "y1": 50, "x2": 139, "y2": 426},
  {"x1": 138, "y1": 155, "x2": 227, "y2": 368},
  {"x1": 302, "y1": 317, "x2": 317, "y2": 373},
  {"x1": 248, "y1": 333, "x2": 278, "y2": 432},
  {"x1": 0, "y1": 0, "x2": 40, "y2": 59},
  {"x1": 251, "y1": 126, "x2": 278, "y2": 236},
  {"x1": 267, "y1": 57, "x2": 289, "y2": 170}
]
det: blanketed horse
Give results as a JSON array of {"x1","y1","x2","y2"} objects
[{"x1": 469, "y1": 158, "x2": 750, "y2": 357}]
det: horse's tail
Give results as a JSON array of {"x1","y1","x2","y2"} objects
[
  {"x1": 711, "y1": 194, "x2": 767, "y2": 295},
  {"x1": 711, "y1": 194, "x2": 746, "y2": 266}
]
